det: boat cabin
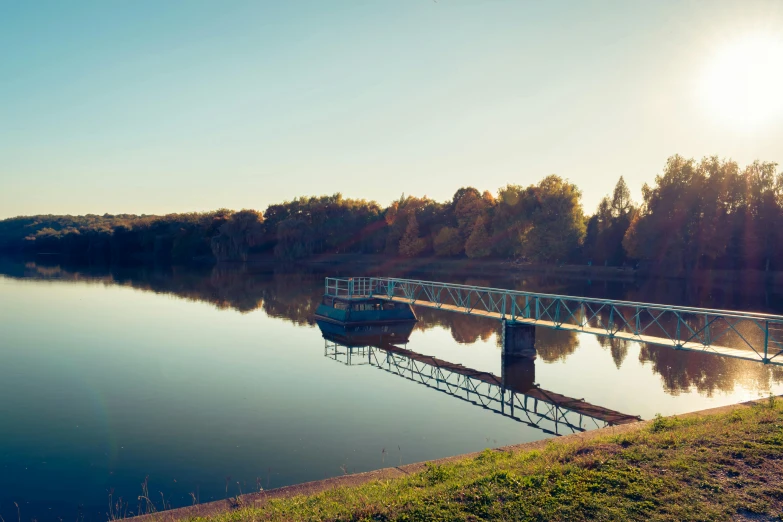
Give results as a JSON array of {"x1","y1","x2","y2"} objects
[{"x1": 314, "y1": 296, "x2": 417, "y2": 325}]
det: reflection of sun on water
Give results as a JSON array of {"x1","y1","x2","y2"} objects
[{"x1": 700, "y1": 34, "x2": 783, "y2": 130}]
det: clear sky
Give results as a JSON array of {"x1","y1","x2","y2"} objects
[{"x1": 2, "y1": 0, "x2": 782, "y2": 219}]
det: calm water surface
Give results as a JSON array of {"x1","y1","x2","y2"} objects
[{"x1": 2, "y1": 260, "x2": 783, "y2": 521}]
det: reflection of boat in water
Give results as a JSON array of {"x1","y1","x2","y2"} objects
[
  {"x1": 314, "y1": 296, "x2": 417, "y2": 325},
  {"x1": 315, "y1": 319, "x2": 417, "y2": 347}
]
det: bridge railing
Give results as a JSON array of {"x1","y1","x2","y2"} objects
[
  {"x1": 325, "y1": 277, "x2": 374, "y2": 298},
  {"x1": 324, "y1": 277, "x2": 783, "y2": 365}
]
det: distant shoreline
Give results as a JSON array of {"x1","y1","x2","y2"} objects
[
  {"x1": 7, "y1": 251, "x2": 783, "y2": 289},
  {"x1": 279, "y1": 253, "x2": 783, "y2": 288}
]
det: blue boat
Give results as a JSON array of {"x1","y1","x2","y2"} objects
[{"x1": 314, "y1": 295, "x2": 417, "y2": 326}]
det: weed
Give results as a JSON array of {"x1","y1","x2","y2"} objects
[
  {"x1": 649, "y1": 413, "x2": 679, "y2": 433},
  {"x1": 423, "y1": 463, "x2": 452, "y2": 484}
]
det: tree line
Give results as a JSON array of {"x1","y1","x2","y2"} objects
[{"x1": 1, "y1": 154, "x2": 781, "y2": 273}]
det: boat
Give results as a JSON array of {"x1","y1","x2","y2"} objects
[
  {"x1": 314, "y1": 295, "x2": 417, "y2": 325},
  {"x1": 315, "y1": 296, "x2": 417, "y2": 346}
]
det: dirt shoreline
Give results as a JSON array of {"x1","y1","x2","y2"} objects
[{"x1": 131, "y1": 396, "x2": 776, "y2": 521}]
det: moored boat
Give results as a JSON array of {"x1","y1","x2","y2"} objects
[{"x1": 314, "y1": 296, "x2": 417, "y2": 325}]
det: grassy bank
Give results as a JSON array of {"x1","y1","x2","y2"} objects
[{"x1": 179, "y1": 398, "x2": 783, "y2": 522}]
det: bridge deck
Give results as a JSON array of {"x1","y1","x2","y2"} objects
[
  {"x1": 380, "y1": 343, "x2": 640, "y2": 425},
  {"x1": 378, "y1": 295, "x2": 768, "y2": 364}
]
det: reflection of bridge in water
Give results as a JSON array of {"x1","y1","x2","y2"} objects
[
  {"x1": 325, "y1": 277, "x2": 783, "y2": 365},
  {"x1": 318, "y1": 324, "x2": 641, "y2": 436}
]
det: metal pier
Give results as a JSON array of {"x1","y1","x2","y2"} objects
[{"x1": 325, "y1": 277, "x2": 783, "y2": 365}]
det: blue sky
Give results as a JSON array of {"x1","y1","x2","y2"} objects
[{"x1": 2, "y1": 0, "x2": 782, "y2": 218}]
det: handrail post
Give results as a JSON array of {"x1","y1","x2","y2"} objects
[
  {"x1": 675, "y1": 315, "x2": 681, "y2": 347},
  {"x1": 764, "y1": 320, "x2": 770, "y2": 362},
  {"x1": 608, "y1": 307, "x2": 614, "y2": 336},
  {"x1": 635, "y1": 307, "x2": 640, "y2": 335},
  {"x1": 704, "y1": 313, "x2": 710, "y2": 346}
]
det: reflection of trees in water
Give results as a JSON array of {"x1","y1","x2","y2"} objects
[
  {"x1": 413, "y1": 307, "x2": 499, "y2": 344},
  {"x1": 534, "y1": 328, "x2": 580, "y2": 363},
  {"x1": 258, "y1": 270, "x2": 323, "y2": 326},
  {"x1": 638, "y1": 344, "x2": 783, "y2": 397},
  {"x1": 596, "y1": 337, "x2": 630, "y2": 368},
  {"x1": 6, "y1": 260, "x2": 783, "y2": 396}
]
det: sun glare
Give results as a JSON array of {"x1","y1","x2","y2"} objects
[{"x1": 701, "y1": 34, "x2": 783, "y2": 129}]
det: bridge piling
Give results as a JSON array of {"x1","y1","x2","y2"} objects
[{"x1": 503, "y1": 321, "x2": 536, "y2": 359}]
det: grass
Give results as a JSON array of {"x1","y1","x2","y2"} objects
[{"x1": 189, "y1": 398, "x2": 783, "y2": 522}]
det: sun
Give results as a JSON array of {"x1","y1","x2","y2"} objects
[{"x1": 700, "y1": 34, "x2": 783, "y2": 129}]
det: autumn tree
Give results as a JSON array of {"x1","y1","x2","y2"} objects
[
  {"x1": 465, "y1": 215, "x2": 492, "y2": 258},
  {"x1": 398, "y1": 213, "x2": 427, "y2": 257},
  {"x1": 453, "y1": 187, "x2": 488, "y2": 241}
]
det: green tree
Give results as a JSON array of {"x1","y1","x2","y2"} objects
[
  {"x1": 521, "y1": 175, "x2": 586, "y2": 263},
  {"x1": 583, "y1": 176, "x2": 635, "y2": 265},
  {"x1": 433, "y1": 226, "x2": 462, "y2": 257},
  {"x1": 491, "y1": 184, "x2": 533, "y2": 258},
  {"x1": 273, "y1": 218, "x2": 313, "y2": 260},
  {"x1": 211, "y1": 209, "x2": 265, "y2": 262},
  {"x1": 623, "y1": 156, "x2": 739, "y2": 274}
]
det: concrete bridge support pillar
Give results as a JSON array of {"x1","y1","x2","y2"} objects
[
  {"x1": 502, "y1": 322, "x2": 536, "y2": 393},
  {"x1": 502, "y1": 321, "x2": 536, "y2": 359}
]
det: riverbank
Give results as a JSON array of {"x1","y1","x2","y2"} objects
[
  {"x1": 292, "y1": 253, "x2": 638, "y2": 282},
  {"x1": 10, "y1": 251, "x2": 783, "y2": 290},
  {"x1": 135, "y1": 396, "x2": 783, "y2": 521},
  {"x1": 287, "y1": 253, "x2": 783, "y2": 289}
]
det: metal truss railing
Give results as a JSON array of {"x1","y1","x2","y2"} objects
[
  {"x1": 325, "y1": 341, "x2": 612, "y2": 436},
  {"x1": 324, "y1": 277, "x2": 783, "y2": 365}
]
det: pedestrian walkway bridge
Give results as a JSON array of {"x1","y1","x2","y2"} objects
[{"x1": 325, "y1": 277, "x2": 783, "y2": 365}]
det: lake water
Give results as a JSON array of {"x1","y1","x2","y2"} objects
[{"x1": 2, "y1": 259, "x2": 783, "y2": 521}]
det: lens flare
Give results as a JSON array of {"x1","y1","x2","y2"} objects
[{"x1": 700, "y1": 33, "x2": 783, "y2": 129}]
